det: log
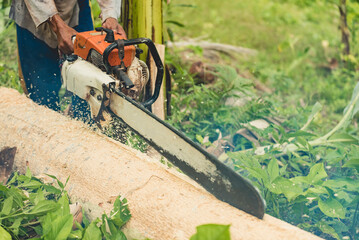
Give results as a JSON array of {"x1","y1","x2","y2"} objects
[
  {"x1": 0, "y1": 87, "x2": 322, "y2": 240},
  {"x1": 167, "y1": 40, "x2": 258, "y2": 56}
]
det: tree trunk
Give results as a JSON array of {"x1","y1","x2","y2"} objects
[
  {"x1": 121, "y1": 0, "x2": 166, "y2": 119},
  {"x1": 339, "y1": 0, "x2": 350, "y2": 55},
  {"x1": 0, "y1": 87, "x2": 323, "y2": 240}
]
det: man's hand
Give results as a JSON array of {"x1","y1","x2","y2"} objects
[
  {"x1": 49, "y1": 14, "x2": 77, "y2": 55},
  {"x1": 102, "y1": 18, "x2": 127, "y2": 38}
]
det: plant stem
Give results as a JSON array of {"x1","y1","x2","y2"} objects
[
  {"x1": 21, "y1": 220, "x2": 40, "y2": 227},
  {"x1": 350, "y1": 202, "x2": 359, "y2": 239}
]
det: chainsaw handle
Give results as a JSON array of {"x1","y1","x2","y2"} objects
[{"x1": 102, "y1": 38, "x2": 164, "y2": 108}]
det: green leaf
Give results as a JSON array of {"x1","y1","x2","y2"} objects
[
  {"x1": 7, "y1": 187, "x2": 25, "y2": 208},
  {"x1": 110, "y1": 197, "x2": 131, "y2": 228},
  {"x1": 343, "y1": 158, "x2": 359, "y2": 171},
  {"x1": 190, "y1": 224, "x2": 231, "y2": 240},
  {"x1": 43, "y1": 214, "x2": 73, "y2": 240},
  {"x1": 343, "y1": 82, "x2": 359, "y2": 123},
  {"x1": 83, "y1": 221, "x2": 102, "y2": 240},
  {"x1": 29, "y1": 189, "x2": 45, "y2": 205},
  {"x1": 55, "y1": 194, "x2": 70, "y2": 216},
  {"x1": 165, "y1": 20, "x2": 185, "y2": 27},
  {"x1": 318, "y1": 197, "x2": 346, "y2": 219},
  {"x1": 305, "y1": 163, "x2": 327, "y2": 184},
  {"x1": 20, "y1": 180, "x2": 43, "y2": 189},
  {"x1": 328, "y1": 133, "x2": 359, "y2": 145},
  {"x1": 301, "y1": 102, "x2": 322, "y2": 130},
  {"x1": 43, "y1": 185, "x2": 62, "y2": 195},
  {"x1": 27, "y1": 200, "x2": 59, "y2": 216},
  {"x1": 268, "y1": 177, "x2": 303, "y2": 201},
  {"x1": 9, "y1": 217, "x2": 22, "y2": 235},
  {"x1": 316, "y1": 221, "x2": 340, "y2": 240},
  {"x1": 322, "y1": 178, "x2": 359, "y2": 192},
  {"x1": 1, "y1": 196, "x2": 13, "y2": 215},
  {"x1": 110, "y1": 231, "x2": 127, "y2": 240},
  {"x1": 68, "y1": 229, "x2": 83, "y2": 239},
  {"x1": 25, "y1": 167, "x2": 32, "y2": 179},
  {"x1": 0, "y1": 226, "x2": 11, "y2": 240},
  {"x1": 267, "y1": 158, "x2": 279, "y2": 182},
  {"x1": 45, "y1": 174, "x2": 64, "y2": 190}
]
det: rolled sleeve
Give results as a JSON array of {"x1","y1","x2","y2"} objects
[
  {"x1": 98, "y1": 0, "x2": 121, "y2": 21},
  {"x1": 24, "y1": 0, "x2": 58, "y2": 27}
]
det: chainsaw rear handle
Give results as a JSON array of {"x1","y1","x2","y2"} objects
[{"x1": 103, "y1": 38, "x2": 164, "y2": 108}]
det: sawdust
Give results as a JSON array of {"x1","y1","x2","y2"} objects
[{"x1": 0, "y1": 87, "x2": 322, "y2": 240}]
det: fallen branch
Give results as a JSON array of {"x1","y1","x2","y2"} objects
[{"x1": 167, "y1": 40, "x2": 258, "y2": 56}]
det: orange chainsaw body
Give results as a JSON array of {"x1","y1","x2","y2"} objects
[{"x1": 74, "y1": 30, "x2": 136, "y2": 68}]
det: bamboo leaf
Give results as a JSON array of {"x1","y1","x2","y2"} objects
[{"x1": 165, "y1": 20, "x2": 185, "y2": 27}]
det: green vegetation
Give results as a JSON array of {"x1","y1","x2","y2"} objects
[
  {"x1": 0, "y1": 170, "x2": 232, "y2": 240},
  {"x1": 1, "y1": 0, "x2": 359, "y2": 239},
  {"x1": 0, "y1": 169, "x2": 130, "y2": 239},
  {"x1": 165, "y1": 0, "x2": 359, "y2": 239}
]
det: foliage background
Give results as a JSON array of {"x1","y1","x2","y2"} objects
[{"x1": 0, "y1": 0, "x2": 358, "y2": 239}]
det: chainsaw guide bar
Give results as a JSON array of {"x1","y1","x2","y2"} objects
[
  {"x1": 110, "y1": 90, "x2": 266, "y2": 219},
  {"x1": 62, "y1": 30, "x2": 266, "y2": 219}
]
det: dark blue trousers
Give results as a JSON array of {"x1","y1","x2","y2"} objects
[{"x1": 16, "y1": 0, "x2": 94, "y2": 120}]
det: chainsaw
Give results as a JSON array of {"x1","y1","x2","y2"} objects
[{"x1": 61, "y1": 27, "x2": 266, "y2": 219}]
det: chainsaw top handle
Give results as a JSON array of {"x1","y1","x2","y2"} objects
[{"x1": 103, "y1": 38, "x2": 164, "y2": 108}]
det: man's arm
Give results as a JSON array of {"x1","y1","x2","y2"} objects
[
  {"x1": 24, "y1": 0, "x2": 77, "y2": 54},
  {"x1": 97, "y1": 0, "x2": 127, "y2": 38},
  {"x1": 49, "y1": 14, "x2": 77, "y2": 55}
]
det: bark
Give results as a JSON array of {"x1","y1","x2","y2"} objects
[
  {"x1": 121, "y1": 0, "x2": 166, "y2": 118},
  {"x1": 339, "y1": 0, "x2": 350, "y2": 55},
  {"x1": 0, "y1": 87, "x2": 322, "y2": 240}
]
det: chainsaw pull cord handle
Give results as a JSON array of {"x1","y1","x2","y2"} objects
[{"x1": 103, "y1": 38, "x2": 164, "y2": 108}]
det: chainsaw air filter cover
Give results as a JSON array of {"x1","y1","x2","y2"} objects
[{"x1": 74, "y1": 30, "x2": 136, "y2": 68}]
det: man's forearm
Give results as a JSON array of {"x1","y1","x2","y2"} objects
[{"x1": 49, "y1": 14, "x2": 78, "y2": 54}]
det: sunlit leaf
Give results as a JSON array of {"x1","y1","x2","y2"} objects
[
  {"x1": 43, "y1": 214, "x2": 73, "y2": 240},
  {"x1": 305, "y1": 163, "x2": 327, "y2": 184},
  {"x1": 267, "y1": 158, "x2": 279, "y2": 182},
  {"x1": 27, "y1": 200, "x2": 59, "y2": 216},
  {"x1": 0, "y1": 226, "x2": 11, "y2": 240},
  {"x1": 83, "y1": 221, "x2": 102, "y2": 240},
  {"x1": 318, "y1": 197, "x2": 346, "y2": 219},
  {"x1": 190, "y1": 224, "x2": 230, "y2": 240},
  {"x1": 1, "y1": 195, "x2": 13, "y2": 215},
  {"x1": 110, "y1": 197, "x2": 131, "y2": 228}
]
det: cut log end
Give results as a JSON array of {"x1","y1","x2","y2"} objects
[{"x1": 0, "y1": 146, "x2": 16, "y2": 183}]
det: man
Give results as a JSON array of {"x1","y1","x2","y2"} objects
[{"x1": 10, "y1": 0, "x2": 126, "y2": 119}]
